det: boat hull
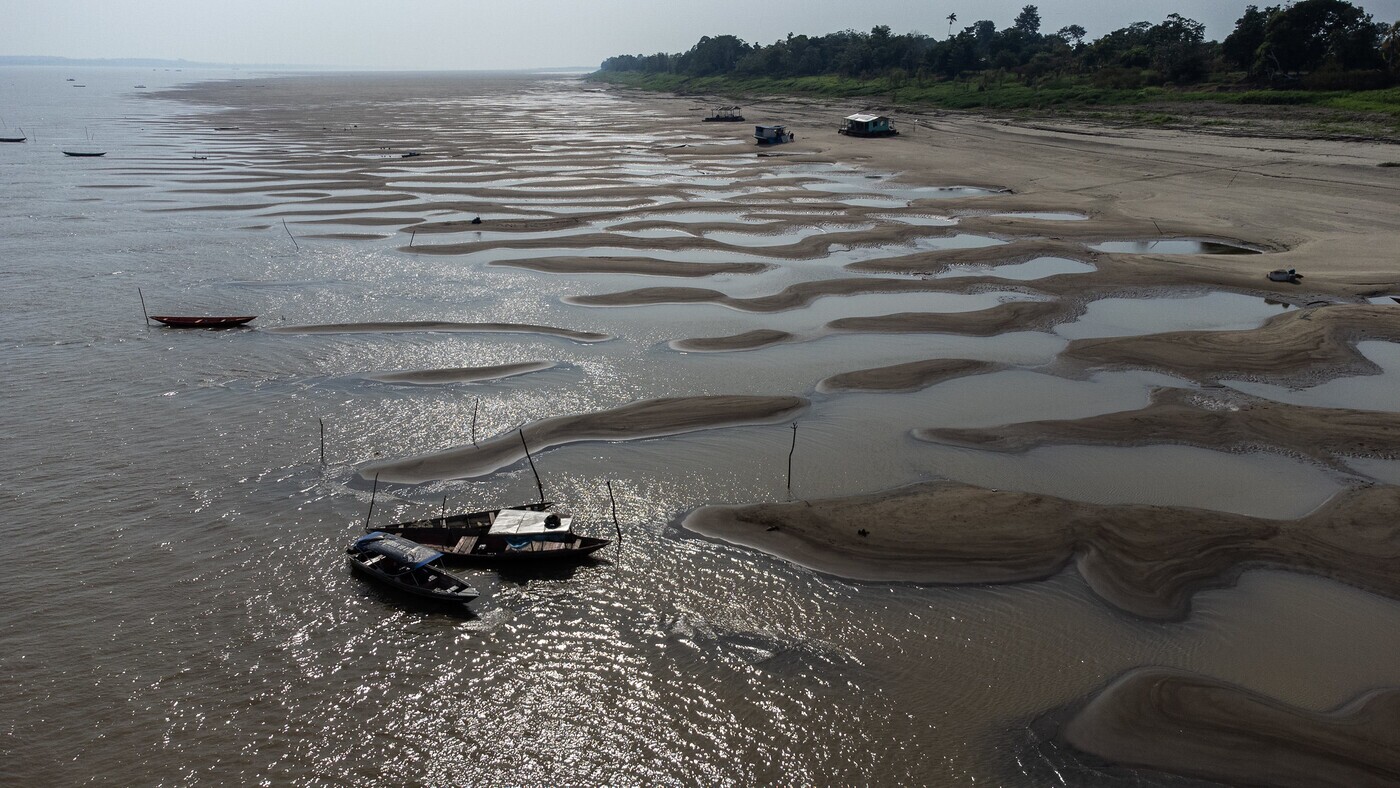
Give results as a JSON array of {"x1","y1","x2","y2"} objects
[
  {"x1": 346, "y1": 555, "x2": 479, "y2": 604},
  {"x1": 62, "y1": 151, "x2": 106, "y2": 157},
  {"x1": 150, "y1": 315, "x2": 256, "y2": 329},
  {"x1": 373, "y1": 504, "x2": 611, "y2": 564}
]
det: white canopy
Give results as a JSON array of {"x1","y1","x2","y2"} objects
[
  {"x1": 488, "y1": 509, "x2": 572, "y2": 536},
  {"x1": 846, "y1": 113, "x2": 884, "y2": 123}
]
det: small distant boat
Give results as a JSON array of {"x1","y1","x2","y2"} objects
[
  {"x1": 703, "y1": 105, "x2": 745, "y2": 122},
  {"x1": 1267, "y1": 268, "x2": 1303, "y2": 283},
  {"x1": 371, "y1": 503, "x2": 611, "y2": 565},
  {"x1": 133, "y1": 84, "x2": 147, "y2": 89},
  {"x1": 62, "y1": 150, "x2": 106, "y2": 157},
  {"x1": 149, "y1": 315, "x2": 256, "y2": 328},
  {"x1": 347, "y1": 532, "x2": 480, "y2": 604},
  {"x1": 213, "y1": 127, "x2": 239, "y2": 131},
  {"x1": 72, "y1": 84, "x2": 86, "y2": 88},
  {"x1": 0, "y1": 135, "x2": 24, "y2": 143},
  {"x1": 401, "y1": 151, "x2": 422, "y2": 158},
  {"x1": 66, "y1": 77, "x2": 75, "y2": 81},
  {"x1": 191, "y1": 155, "x2": 208, "y2": 160}
]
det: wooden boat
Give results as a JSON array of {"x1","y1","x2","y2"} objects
[
  {"x1": 0, "y1": 136, "x2": 24, "y2": 143},
  {"x1": 347, "y1": 532, "x2": 479, "y2": 604},
  {"x1": 371, "y1": 503, "x2": 611, "y2": 565},
  {"x1": 62, "y1": 150, "x2": 106, "y2": 157},
  {"x1": 150, "y1": 315, "x2": 256, "y2": 328},
  {"x1": 400, "y1": 151, "x2": 422, "y2": 158}
]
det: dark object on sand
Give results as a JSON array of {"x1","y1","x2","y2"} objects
[
  {"x1": 401, "y1": 151, "x2": 422, "y2": 158},
  {"x1": 703, "y1": 105, "x2": 745, "y2": 122},
  {"x1": 62, "y1": 150, "x2": 106, "y2": 157},
  {"x1": 1268, "y1": 268, "x2": 1303, "y2": 283},
  {"x1": 370, "y1": 503, "x2": 611, "y2": 565},
  {"x1": 347, "y1": 532, "x2": 479, "y2": 604},
  {"x1": 150, "y1": 315, "x2": 256, "y2": 329},
  {"x1": 471, "y1": 216, "x2": 482, "y2": 225}
]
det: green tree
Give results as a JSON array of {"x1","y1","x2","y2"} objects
[
  {"x1": 1014, "y1": 5, "x2": 1042, "y2": 36},
  {"x1": 1258, "y1": 0, "x2": 1384, "y2": 74},
  {"x1": 1222, "y1": 5, "x2": 1279, "y2": 71}
]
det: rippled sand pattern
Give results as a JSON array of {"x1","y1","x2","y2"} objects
[{"x1": 8, "y1": 69, "x2": 1400, "y2": 786}]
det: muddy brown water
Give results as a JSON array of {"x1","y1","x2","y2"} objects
[{"x1": 3, "y1": 69, "x2": 1398, "y2": 786}]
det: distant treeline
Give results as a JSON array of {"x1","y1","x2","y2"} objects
[{"x1": 599, "y1": 1, "x2": 1400, "y2": 91}]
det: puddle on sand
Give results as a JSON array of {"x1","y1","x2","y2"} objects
[
  {"x1": 933, "y1": 257, "x2": 1096, "y2": 281},
  {"x1": 1089, "y1": 239, "x2": 1262, "y2": 255},
  {"x1": 1225, "y1": 341, "x2": 1400, "y2": 413},
  {"x1": 1341, "y1": 457, "x2": 1400, "y2": 485},
  {"x1": 1056, "y1": 292, "x2": 1291, "y2": 340}
]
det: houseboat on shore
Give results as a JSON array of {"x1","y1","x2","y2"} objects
[
  {"x1": 839, "y1": 113, "x2": 898, "y2": 137},
  {"x1": 754, "y1": 124, "x2": 794, "y2": 145}
]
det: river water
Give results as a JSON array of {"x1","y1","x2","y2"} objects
[{"x1": 3, "y1": 68, "x2": 1398, "y2": 786}]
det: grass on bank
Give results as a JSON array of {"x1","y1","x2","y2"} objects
[{"x1": 589, "y1": 71, "x2": 1400, "y2": 120}]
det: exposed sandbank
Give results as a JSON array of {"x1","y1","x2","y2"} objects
[
  {"x1": 817, "y1": 359, "x2": 1005, "y2": 393},
  {"x1": 826, "y1": 300, "x2": 1075, "y2": 336},
  {"x1": 670, "y1": 329, "x2": 794, "y2": 352},
  {"x1": 489, "y1": 256, "x2": 770, "y2": 277},
  {"x1": 365, "y1": 361, "x2": 555, "y2": 386},
  {"x1": 920, "y1": 386, "x2": 1400, "y2": 467},
  {"x1": 682, "y1": 480, "x2": 1400, "y2": 619},
  {"x1": 268, "y1": 321, "x2": 610, "y2": 343},
  {"x1": 362, "y1": 395, "x2": 808, "y2": 483},
  {"x1": 1063, "y1": 304, "x2": 1400, "y2": 383},
  {"x1": 1061, "y1": 667, "x2": 1400, "y2": 787}
]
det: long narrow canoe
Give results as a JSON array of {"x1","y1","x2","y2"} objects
[
  {"x1": 150, "y1": 315, "x2": 256, "y2": 329},
  {"x1": 0, "y1": 136, "x2": 25, "y2": 143},
  {"x1": 62, "y1": 150, "x2": 106, "y2": 157}
]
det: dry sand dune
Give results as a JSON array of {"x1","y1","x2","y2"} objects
[
  {"x1": 1061, "y1": 667, "x2": 1400, "y2": 787},
  {"x1": 920, "y1": 386, "x2": 1400, "y2": 465},
  {"x1": 268, "y1": 321, "x2": 610, "y2": 343},
  {"x1": 683, "y1": 480, "x2": 1400, "y2": 620},
  {"x1": 818, "y1": 358, "x2": 1005, "y2": 393},
  {"x1": 365, "y1": 361, "x2": 555, "y2": 385},
  {"x1": 362, "y1": 395, "x2": 808, "y2": 483}
]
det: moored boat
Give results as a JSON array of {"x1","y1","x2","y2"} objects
[
  {"x1": 149, "y1": 315, "x2": 256, "y2": 328},
  {"x1": 372, "y1": 503, "x2": 611, "y2": 564},
  {"x1": 62, "y1": 150, "x2": 106, "y2": 157},
  {"x1": 347, "y1": 532, "x2": 480, "y2": 604},
  {"x1": 0, "y1": 135, "x2": 25, "y2": 143}
]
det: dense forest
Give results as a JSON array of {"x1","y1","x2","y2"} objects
[{"x1": 599, "y1": 1, "x2": 1400, "y2": 92}]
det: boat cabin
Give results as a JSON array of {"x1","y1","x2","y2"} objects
[
  {"x1": 703, "y1": 105, "x2": 745, "y2": 122},
  {"x1": 839, "y1": 113, "x2": 898, "y2": 137},
  {"x1": 487, "y1": 508, "x2": 574, "y2": 544},
  {"x1": 754, "y1": 125, "x2": 794, "y2": 145}
]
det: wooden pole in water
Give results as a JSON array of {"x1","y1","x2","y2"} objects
[
  {"x1": 282, "y1": 219, "x2": 299, "y2": 251},
  {"x1": 518, "y1": 428, "x2": 545, "y2": 504},
  {"x1": 470, "y1": 397, "x2": 479, "y2": 447},
  {"x1": 440, "y1": 494, "x2": 448, "y2": 523},
  {"x1": 364, "y1": 472, "x2": 380, "y2": 530},
  {"x1": 137, "y1": 287, "x2": 150, "y2": 326},
  {"x1": 319, "y1": 418, "x2": 326, "y2": 465},
  {"x1": 606, "y1": 479, "x2": 622, "y2": 546},
  {"x1": 1151, "y1": 218, "x2": 1163, "y2": 235},
  {"x1": 409, "y1": 227, "x2": 416, "y2": 248},
  {"x1": 786, "y1": 422, "x2": 798, "y2": 496}
]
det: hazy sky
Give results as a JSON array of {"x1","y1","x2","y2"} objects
[{"x1": 4, "y1": 0, "x2": 1399, "y2": 70}]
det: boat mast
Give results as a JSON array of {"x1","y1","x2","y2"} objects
[{"x1": 517, "y1": 429, "x2": 545, "y2": 504}]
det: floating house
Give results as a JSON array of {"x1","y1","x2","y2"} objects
[
  {"x1": 703, "y1": 105, "x2": 745, "y2": 122},
  {"x1": 839, "y1": 113, "x2": 898, "y2": 137},
  {"x1": 754, "y1": 124, "x2": 794, "y2": 145}
]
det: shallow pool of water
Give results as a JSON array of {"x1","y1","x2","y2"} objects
[
  {"x1": 1056, "y1": 292, "x2": 1291, "y2": 340},
  {"x1": 1089, "y1": 238, "x2": 1261, "y2": 255},
  {"x1": 934, "y1": 257, "x2": 1096, "y2": 281},
  {"x1": 1224, "y1": 341, "x2": 1400, "y2": 412}
]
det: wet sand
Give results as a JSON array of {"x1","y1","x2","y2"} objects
[
  {"x1": 670, "y1": 329, "x2": 794, "y2": 352},
  {"x1": 1061, "y1": 667, "x2": 1400, "y2": 786},
  {"x1": 365, "y1": 361, "x2": 555, "y2": 385},
  {"x1": 684, "y1": 480, "x2": 1400, "y2": 620},
  {"x1": 920, "y1": 385, "x2": 1400, "y2": 466},
  {"x1": 818, "y1": 359, "x2": 1004, "y2": 393},
  {"x1": 268, "y1": 320, "x2": 610, "y2": 343}
]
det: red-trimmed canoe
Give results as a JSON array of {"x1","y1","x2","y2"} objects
[{"x1": 150, "y1": 315, "x2": 256, "y2": 329}]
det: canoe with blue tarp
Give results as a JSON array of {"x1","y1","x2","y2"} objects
[{"x1": 346, "y1": 532, "x2": 479, "y2": 604}]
